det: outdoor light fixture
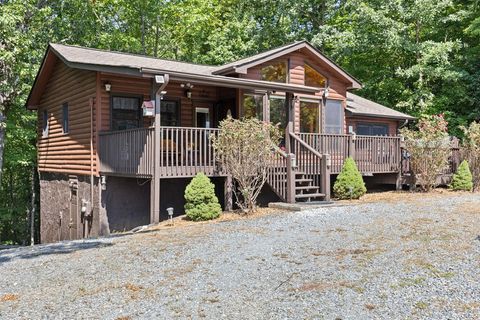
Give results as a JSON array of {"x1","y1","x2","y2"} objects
[
  {"x1": 323, "y1": 86, "x2": 330, "y2": 98},
  {"x1": 181, "y1": 83, "x2": 194, "y2": 99},
  {"x1": 104, "y1": 83, "x2": 111, "y2": 92},
  {"x1": 155, "y1": 74, "x2": 166, "y2": 84},
  {"x1": 167, "y1": 207, "x2": 174, "y2": 225},
  {"x1": 100, "y1": 175, "x2": 107, "y2": 191}
]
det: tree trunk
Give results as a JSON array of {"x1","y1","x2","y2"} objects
[
  {"x1": 0, "y1": 113, "x2": 5, "y2": 187},
  {"x1": 30, "y1": 166, "x2": 36, "y2": 246}
]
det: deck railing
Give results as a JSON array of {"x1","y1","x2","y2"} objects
[
  {"x1": 99, "y1": 126, "x2": 223, "y2": 178},
  {"x1": 266, "y1": 147, "x2": 291, "y2": 202},
  {"x1": 159, "y1": 126, "x2": 221, "y2": 177},
  {"x1": 99, "y1": 127, "x2": 154, "y2": 177},
  {"x1": 298, "y1": 133, "x2": 401, "y2": 174}
]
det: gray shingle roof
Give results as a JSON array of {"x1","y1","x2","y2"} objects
[
  {"x1": 50, "y1": 43, "x2": 218, "y2": 75},
  {"x1": 346, "y1": 92, "x2": 415, "y2": 120}
]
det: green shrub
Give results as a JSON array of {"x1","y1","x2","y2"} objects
[
  {"x1": 184, "y1": 173, "x2": 222, "y2": 221},
  {"x1": 333, "y1": 157, "x2": 367, "y2": 200},
  {"x1": 450, "y1": 160, "x2": 473, "y2": 191}
]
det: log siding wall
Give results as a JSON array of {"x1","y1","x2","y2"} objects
[{"x1": 37, "y1": 59, "x2": 97, "y2": 176}]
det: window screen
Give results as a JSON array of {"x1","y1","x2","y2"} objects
[
  {"x1": 356, "y1": 123, "x2": 389, "y2": 136},
  {"x1": 324, "y1": 99, "x2": 344, "y2": 134}
]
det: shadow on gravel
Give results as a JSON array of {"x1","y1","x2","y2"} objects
[{"x1": 0, "y1": 241, "x2": 113, "y2": 265}]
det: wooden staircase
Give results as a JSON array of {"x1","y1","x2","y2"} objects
[{"x1": 294, "y1": 172, "x2": 325, "y2": 202}]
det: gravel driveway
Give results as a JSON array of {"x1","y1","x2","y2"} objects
[{"x1": 1, "y1": 192, "x2": 479, "y2": 320}]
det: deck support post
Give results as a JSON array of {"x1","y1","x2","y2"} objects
[
  {"x1": 321, "y1": 154, "x2": 331, "y2": 201},
  {"x1": 395, "y1": 171, "x2": 403, "y2": 191},
  {"x1": 224, "y1": 175, "x2": 233, "y2": 211},
  {"x1": 286, "y1": 153, "x2": 296, "y2": 203},
  {"x1": 348, "y1": 133, "x2": 356, "y2": 159},
  {"x1": 151, "y1": 74, "x2": 169, "y2": 225}
]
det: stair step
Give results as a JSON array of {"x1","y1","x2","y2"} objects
[
  {"x1": 295, "y1": 185, "x2": 319, "y2": 191},
  {"x1": 295, "y1": 192, "x2": 326, "y2": 199},
  {"x1": 295, "y1": 178, "x2": 313, "y2": 184}
]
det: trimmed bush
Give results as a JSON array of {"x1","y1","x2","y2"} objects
[
  {"x1": 184, "y1": 173, "x2": 222, "y2": 221},
  {"x1": 333, "y1": 157, "x2": 367, "y2": 200},
  {"x1": 450, "y1": 160, "x2": 473, "y2": 191}
]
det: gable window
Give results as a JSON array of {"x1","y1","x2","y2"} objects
[
  {"x1": 62, "y1": 103, "x2": 69, "y2": 134},
  {"x1": 260, "y1": 61, "x2": 287, "y2": 83},
  {"x1": 356, "y1": 123, "x2": 389, "y2": 136},
  {"x1": 304, "y1": 64, "x2": 327, "y2": 88},
  {"x1": 243, "y1": 94, "x2": 264, "y2": 120},
  {"x1": 111, "y1": 96, "x2": 141, "y2": 130},
  {"x1": 324, "y1": 99, "x2": 344, "y2": 134},
  {"x1": 42, "y1": 109, "x2": 49, "y2": 137},
  {"x1": 160, "y1": 100, "x2": 180, "y2": 126},
  {"x1": 300, "y1": 100, "x2": 320, "y2": 133}
]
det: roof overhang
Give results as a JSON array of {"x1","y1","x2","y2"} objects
[
  {"x1": 345, "y1": 108, "x2": 416, "y2": 121},
  {"x1": 141, "y1": 68, "x2": 321, "y2": 95}
]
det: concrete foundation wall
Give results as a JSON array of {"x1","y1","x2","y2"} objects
[{"x1": 39, "y1": 172, "x2": 101, "y2": 243}]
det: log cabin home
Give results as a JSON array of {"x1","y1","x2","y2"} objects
[{"x1": 26, "y1": 41, "x2": 417, "y2": 243}]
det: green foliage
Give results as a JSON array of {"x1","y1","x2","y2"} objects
[
  {"x1": 184, "y1": 173, "x2": 222, "y2": 221},
  {"x1": 333, "y1": 157, "x2": 366, "y2": 200},
  {"x1": 400, "y1": 115, "x2": 451, "y2": 192},
  {"x1": 1, "y1": 0, "x2": 480, "y2": 242},
  {"x1": 460, "y1": 121, "x2": 480, "y2": 191},
  {"x1": 450, "y1": 160, "x2": 473, "y2": 191}
]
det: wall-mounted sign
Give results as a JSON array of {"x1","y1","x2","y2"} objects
[{"x1": 142, "y1": 100, "x2": 155, "y2": 117}]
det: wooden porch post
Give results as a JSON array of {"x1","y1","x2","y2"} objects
[
  {"x1": 321, "y1": 154, "x2": 331, "y2": 201},
  {"x1": 284, "y1": 92, "x2": 294, "y2": 154},
  {"x1": 286, "y1": 153, "x2": 296, "y2": 204},
  {"x1": 151, "y1": 74, "x2": 169, "y2": 225},
  {"x1": 348, "y1": 133, "x2": 356, "y2": 159}
]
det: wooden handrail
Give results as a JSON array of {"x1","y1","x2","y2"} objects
[{"x1": 289, "y1": 131, "x2": 323, "y2": 159}]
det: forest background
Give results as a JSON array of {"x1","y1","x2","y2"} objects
[{"x1": 1, "y1": 0, "x2": 479, "y2": 244}]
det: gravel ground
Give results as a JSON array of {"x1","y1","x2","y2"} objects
[{"x1": 1, "y1": 191, "x2": 479, "y2": 320}]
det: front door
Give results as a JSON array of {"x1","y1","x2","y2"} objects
[{"x1": 195, "y1": 107, "x2": 210, "y2": 128}]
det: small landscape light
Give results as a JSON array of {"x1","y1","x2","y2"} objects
[{"x1": 167, "y1": 207, "x2": 174, "y2": 225}]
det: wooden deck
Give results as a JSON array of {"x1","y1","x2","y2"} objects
[{"x1": 98, "y1": 127, "x2": 405, "y2": 178}]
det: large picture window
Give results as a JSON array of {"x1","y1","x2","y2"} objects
[
  {"x1": 300, "y1": 101, "x2": 320, "y2": 133},
  {"x1": 269, "y1": 97, "x2": 287, "y2": 129},
  {"x1": 260, "y1": 61, "x2": 287, "y2": 83},
  {"x1": 243, "y1": 94, "x2": 263, "y2": 120},
  {"x1": 325, "y1": 99, "x2": 344, "y2": 134},
  {"x1": 111, "y1": 96, "x2": 141, "y2": 130},
  {"x1": 160, "y1": 100, "x2": 180, "y2": 126},
  {"x1": 304, "y1": 64, "x2": 327, "y2": 88}
]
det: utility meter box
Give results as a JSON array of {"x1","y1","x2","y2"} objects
[{"x1": 142, "y1": 100, "x2": 155, "y2": 117}]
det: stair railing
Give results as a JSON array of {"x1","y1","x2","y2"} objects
[
  {"x1": 266, "y1": 145, "x2": 296, "y2": 203},
  {"x1": 286, "y1": 123, "x2": 331, "y2": 201}
]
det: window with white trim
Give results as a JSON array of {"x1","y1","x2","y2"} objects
[{"x1": 324, "y1": 99, "x2": 344, "y2": 134}]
